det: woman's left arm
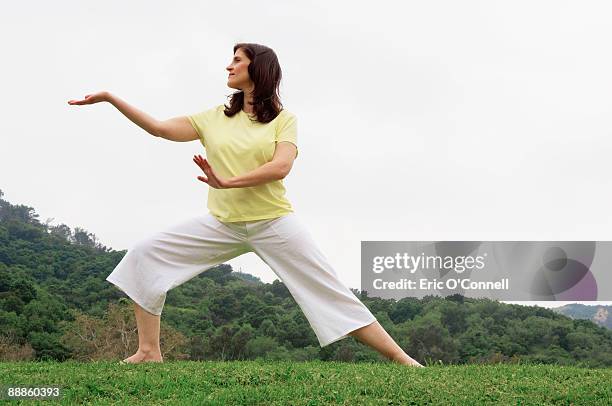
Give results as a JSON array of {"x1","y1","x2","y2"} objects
[{"x1": 194, "y1": 142, "x2": 297, "y2": 189}]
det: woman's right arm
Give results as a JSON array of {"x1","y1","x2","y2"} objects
[{"x1": 68, "y1": 91, "x2": 199, "y2": 142}]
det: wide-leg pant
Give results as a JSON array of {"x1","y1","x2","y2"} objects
[{"x1": 105, "y1": 212, "x2": 377, "y2": 347}]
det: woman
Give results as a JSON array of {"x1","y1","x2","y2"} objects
[{"x1": 68, "y1": 43, "x2": 423, "y2": 367}]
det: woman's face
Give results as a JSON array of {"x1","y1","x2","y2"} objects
[{"x1": 226, "y1": 48, "x2": 253, "y2": 90}]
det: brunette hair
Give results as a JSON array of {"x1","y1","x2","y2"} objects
[{"x1": 223, "y1": 43, "x2": 283, "y2": 123}]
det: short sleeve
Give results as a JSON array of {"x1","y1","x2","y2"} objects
[
  {"x1": 187, "y1": 105, "x2": 219, "y2": 148},
  {"x1": 275, "y1": 111, "x2": 298, "y2": 159}
]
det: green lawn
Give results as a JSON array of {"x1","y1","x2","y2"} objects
[{"x1": 1, "y1": 360, "x2": 610, "y2": 405}]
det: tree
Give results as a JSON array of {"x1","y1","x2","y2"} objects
[
  {"x1": 0, "y1": 332, "x2": 34, "y2": 361},
  {"x1": 59, "y1": 301, "x2": 189, "y2": 361},
  {"x1": 440, "y1": 301, "x2": 468, "y2": 335},
  {"x1": 245, "y1": 336, "x2": 278, "y2": 358},
  {"x1": 406, "y1": 311, "x2": 460, "y2": 365},
  {"x1": 389, "y1": 297, "x2": 423, "y2": 324},
  {"x1": 49, "y1": 223, "x2": 73, "y2": 242}
]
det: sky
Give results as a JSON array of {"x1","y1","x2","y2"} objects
[{"x1": 1, "y1": 1, "x2": 611, "y2": 310}]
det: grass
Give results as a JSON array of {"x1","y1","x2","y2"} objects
[{"x1": 0, "y1": 360, "x2": 610, "y2": 405}]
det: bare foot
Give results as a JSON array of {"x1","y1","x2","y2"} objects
[
  {"x1": 400, "y1": 359, "x2": 425, "y2": 367},
  {"x1": 121, "y1": 349, "x2": 163, "y2": 364},
  {"x1": 391, "y1": 352, "x2": 425, "y2": 367}
]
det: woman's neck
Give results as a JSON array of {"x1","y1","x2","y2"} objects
[{"x1": 242, "y1": 88, "x2": 254, "y2": 115}]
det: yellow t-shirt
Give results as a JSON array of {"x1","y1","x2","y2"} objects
[{"x1": 187, "y1": 104, "x2": 298, "y2": 222}]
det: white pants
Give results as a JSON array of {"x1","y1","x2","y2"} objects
[{"x1": 105, "y1": 212, "x2": 377, "y2": 347}]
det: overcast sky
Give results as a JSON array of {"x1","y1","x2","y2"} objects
[{"x1": 1, "y1": 1, "x2": 611, "y2": 310}]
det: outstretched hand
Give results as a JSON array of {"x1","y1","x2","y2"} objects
[
  {"x1": 67, "y1": 91, "x2": 110, "y2": 105},
  {"x1": 193, "y1": 155, "x2": 231, "y2": 189}
]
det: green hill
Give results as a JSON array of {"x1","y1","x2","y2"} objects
[
  {"x1": 1, "y1": 188, "x2": 612, "y2": 367},
  {"x1": 553, "y1": 304, "x2": 612, "y2": 330}
]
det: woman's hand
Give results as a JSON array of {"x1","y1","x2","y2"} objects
[
  {"x1": 193, "y1": 155, "x2": 232, "y2": 189},
  {"x1": 67, "y1": 91, "x2": 110, "y2": 105}
]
